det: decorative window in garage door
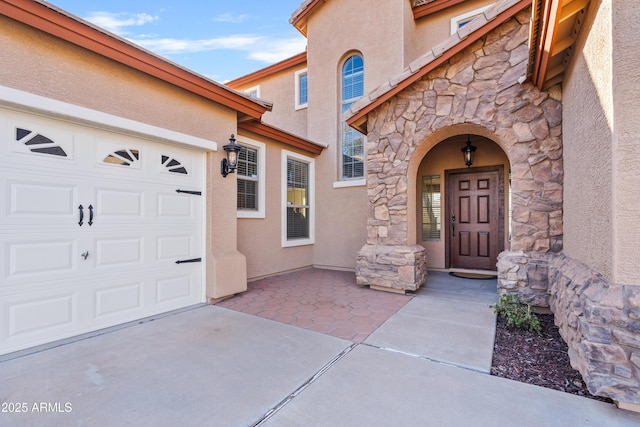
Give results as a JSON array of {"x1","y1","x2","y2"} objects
[
  {"x1": 161, "y1": 155, "x2": 188, "y2": 175},
  {"x1": 16, "y1": 128, "x2": 68, "y2": 157},
  {"x1": 103, "y1": 149, "x2": 140, "y2": 167}
]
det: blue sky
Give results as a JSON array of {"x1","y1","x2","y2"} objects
[{"x1": 47, "y1": 0, "x2": 307, "y2": 82}]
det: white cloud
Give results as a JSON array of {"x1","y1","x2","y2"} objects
[
  {"x1": 81, "y1": 10, "x2": 306, "y2": 68},
  {"x1": 247, "y1": 37, "x2": 307, "y2": 63},
  {"x1": 212, "y1": 13, "x2": 251, "y2": 24},
  {"x1": 131, "y1": 35, "x2": 263, "y2": 54},
  {"x1": 85, "y1": 12, "x2": 158, "y2": 35},
  {"x1": 131, "y1": 34, "x2": 306, "y2": 65}
]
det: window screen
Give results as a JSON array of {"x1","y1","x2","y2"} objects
[
  {"x1": 286, "y1": 158, "x2": 309, "y2": 239},
  {"x1": 237, "y1": 145, "x2": 258, "y2": 210},
  {"x1": 299, "y1": 72, "x2": 308, "y2": 105},
  {"x1": 422, "y1": 175, "x2": 441, "y2": 240}
]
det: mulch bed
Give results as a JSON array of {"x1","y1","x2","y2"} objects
[{"x1": 491, "y1": 314, "x2": 612, "y2": 403}]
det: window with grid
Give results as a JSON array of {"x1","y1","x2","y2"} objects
[
  {"x1": 237, "y1": 145, "x2": 258, "y2": 211},
  {"x1": 286, "y1": 158, "x2": 310, "y2": 240},
  {"x1": 341, "y1": 55, "x2": 365, "y2": 180},
  {"x1": 296, "y1": 69, "x2": 308, "y2": 109},
  {"x1": 422, "y1": 175, "x2": 441, "y2": 240}
]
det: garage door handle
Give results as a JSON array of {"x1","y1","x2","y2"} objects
[
  {"x1": 88, "y1": 205, "x2": 94, "y2": 226},
  {"x1": 78, "y1": 205, "x2": 84, "y2": 226},
  {"x1": 175, "y1": 257, "x2": 202, "y2": 264}
]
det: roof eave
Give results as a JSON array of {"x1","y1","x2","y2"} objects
[
  {"x1": 238, "y1": 120, "x2": 326, "y2": 155},
  {"x1": 289, "y1": 0, "x2": 324, "y2": 37},
  {"x1": 413, "y1": 0, "x2": 467, "y2": 20},
  {"x1": 227, "y1": 52, "x2": 307, "y2": 89},
  {"x1": 0, "y1": 0, "x2": 269, "y2": 119}
]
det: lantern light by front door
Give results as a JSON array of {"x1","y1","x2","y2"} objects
[{"x1": 461, "y1": 135, "x2": 477, "y2": 168}]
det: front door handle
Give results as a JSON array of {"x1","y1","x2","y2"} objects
[{"x1": 451, "y1": 214, "x2": 456, "y2": 237}]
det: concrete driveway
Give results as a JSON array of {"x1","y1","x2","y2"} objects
[{"x1": 2, "y1": 272, "x2": 639, "y2": 426}]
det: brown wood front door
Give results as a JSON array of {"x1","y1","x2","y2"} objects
[{"x1": 449, "y1": 170, "x2": 500, "y2": 270}]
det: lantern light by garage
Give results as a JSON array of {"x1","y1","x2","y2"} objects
[
  {"x1": 461, "y1": 135, "x2": 477, "y2": 168},
  {"x1": 221, "y1": 134, "x2": 241, "y2": 177}
]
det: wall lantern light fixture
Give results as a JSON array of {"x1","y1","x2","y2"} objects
[
  {"x1": 461, "y1": 135, "x2": 477, "y2": 168},
  {"x1": 221, "y1": 134, "x2": 241, "y2": 177}
]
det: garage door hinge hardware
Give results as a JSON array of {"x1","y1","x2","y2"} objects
[
  {"x1": 176, "y1": 189, "x2": 202, "y2": 196},
  {"x1": 175, "y1": 257, "x2": 202, "y2": 264}
]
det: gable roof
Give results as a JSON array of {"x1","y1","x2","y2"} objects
[
  {"x1": 345, "y1": 0, "x2": 532, "y2": 133},
  {"x1": 0, "y1": 0, "x2": 271, "y2": 120}
]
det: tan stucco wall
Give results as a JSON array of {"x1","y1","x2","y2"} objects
[
  {"x1": 562, "y1": 0, "x2": 614, "y2": 281},
  {"x1": 611, "y1": 0, "x2": 640, "y2": 285},
  {"x1": 1, "y1": 16, "x2": 245, "y2": 299},
  {"x1": 416, "y1": 136, "x2": 510, "y2": 268},
  {"x1": 0, "y1": 17, "x2": 234, "y2": 142},
  {"x1": 236, "y1": 134, "x2": 314, "y2": 280},
  {"x1": 233, "y1": 69, "x2": 309, "y2": 138}
]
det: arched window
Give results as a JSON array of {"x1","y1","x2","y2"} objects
[{"x1": 341, "y1": 55, "x2": 365, "y2": 180}]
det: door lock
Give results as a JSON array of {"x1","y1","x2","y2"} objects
[
  {"x1": 81, "y1": 251, "x2": 89, "y2": 260},
  {"x1": 451, "y1": 214, "x2": 456, "y2": 237}
]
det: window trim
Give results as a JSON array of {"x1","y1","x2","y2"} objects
[
  {"x1": 294, "y1": 68, "x2": 308, "y2": 110},
  {"x1": 236, "y1": 137, "x2": 266, "y2": 219},
  {"x1": 281, "y1": 149, "x2": 315, "y2": 247},
  {"x1": 340, "y1": 54, "x2": 365, "y2": 181},
  {"x1": 450, "y1": 4, "x2": 493, "y2": 34},
  {"x1": 244, "y1": 85, "x2": 261, "y2": 98}
]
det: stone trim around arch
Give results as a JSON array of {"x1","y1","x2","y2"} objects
[{"x1": 355, "y1": 10, "x2": 563, "y2": 292}]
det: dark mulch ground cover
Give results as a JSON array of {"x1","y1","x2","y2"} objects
[{"x1": 491, "y1": 314, "x2": 612, "y2": 403}]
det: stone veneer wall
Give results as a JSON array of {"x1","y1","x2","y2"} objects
[
  {"x1": 357, "y1": 10, "x2": 563, "y2": 291},
  {"x1": 498, "y1": 250, "x2": 640, "y2": 405}
]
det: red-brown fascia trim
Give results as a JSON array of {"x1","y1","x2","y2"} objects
[
  {"x1": 1, "y1": 0, "x2": 269, "y2": 119},
  {"x1": 413, "y1": 0, "x2": 468, "y2": 20},
  {"x1": 348, "y1": 0, "x2": 532, "y2": 132},
  {"x1": 227, "y1": 52, "x2": 307, "y2": 89},
  {"x1": 238, "y1": 120, "x2": 325, "y2": 155},
  {"x1": 289, "y1": 0, "x2": 324, "y2": 36},
  {"x1": 531, "y1": 0, "x2": 560, "y2": 90}
]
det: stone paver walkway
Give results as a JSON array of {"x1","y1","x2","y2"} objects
[{"x1": 217, "y1": 268, "x2": 411, "y2": 342}]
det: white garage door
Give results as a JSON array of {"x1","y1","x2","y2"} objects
[{"x1": 0, "y1": 109, "x2": 205, "y2": 355}]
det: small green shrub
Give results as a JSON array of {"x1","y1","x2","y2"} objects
[{"x1": 490, "y1": 294, "x2": 542, "y2": 335}]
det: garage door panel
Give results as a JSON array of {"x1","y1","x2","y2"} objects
[
  {"x1": 96, "y1": 188, "x2": 144, "y2": 218},
  {"x1": 6, "y1": 294, "x2": 75, "y2": 338},
  {"x1": 157, "y1": 275, "x2": 195, "y2": 303},
  {"x1": 7, "y1": 239, "x2": 75, "y2": 278},
  {"x1": 157, "y1": 235, "x2": 193, "y2": 260},
  {"x1": 95, "y1": 282, "x2": 143, "y2": 319},
  {"x1": 10, "y1": 181, "x2": 75, "y2": 216},
  {"x1": 158, "y1": 193, "x2": 195, "y2": 218},
  {"x1": 96, "y1": 237, "x2": 143, "y2": 268},
  {"x1": 2, "y1": 172, "x2": 82, "y2": 227}
]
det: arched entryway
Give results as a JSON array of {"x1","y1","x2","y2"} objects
[
  {"x1": 355, "y1": 11, "x2": 563, "y2": 293},
  {"x1": 415, "y1": 133, "x2": 510, "y2": 272}
]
